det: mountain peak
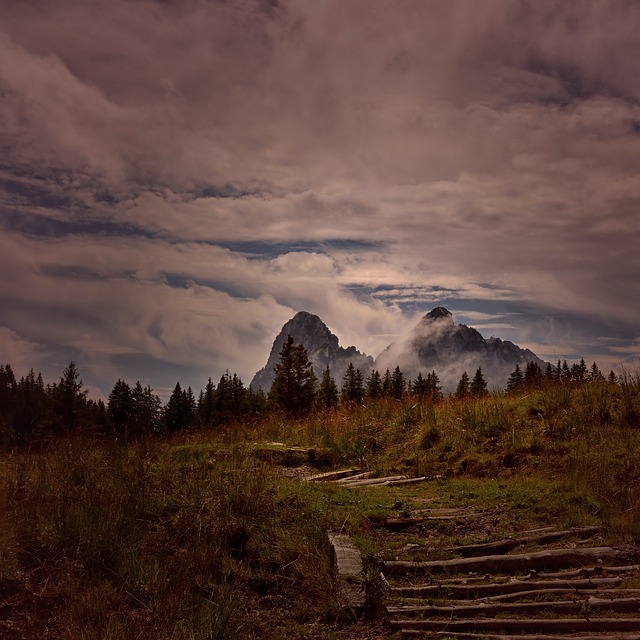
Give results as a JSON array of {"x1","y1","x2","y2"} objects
[
  {"x1": 427, "y1": 306, "x2": 452, "y2": 319},
  {"x1": 424, "y1": 307, "x2": 454, "y2": 323},
  {"x1": 250, "y1": 312, "x2": 373, "y2": 391}
]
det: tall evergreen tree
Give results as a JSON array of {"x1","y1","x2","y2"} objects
[
  {"x1": 411, "y1": 372, "x2": 429, "y2": 397},
  {"x1": 390, "y1": 366, "x2": 406, "y2": 400},
  {"x1": 341, "y1": 363, "x2": 364, "y2": 403},
  {"x1": 199, "y1": 377, "x2": 216, "y2": 425},
  {"x1": 56, "y1": 361, "x2": 88, "y2": 434},
  {"x1": 13, "y1": 369, "x2": 47, "y2": 445},
  {"x1": 317, "y1": 366, "x2": 339, "y2": 409},
  {"x1": 506, "y1": 364, "x2": 524, "y2": 393},
  {"x1": 108, "y1": 379, "x2": 133, "y2": 438},
  {"x1": 426, "y1": 370, "x2": 442, "y2": 400},
  {"x1": 366, "y1": 369, "x2": 383, "y2": 399},
  {"x1": 455, "y1": 371, "x2": 470, "y2": 398},
  {"x1": 470, "y1": 367, "x2": 488, "y2": 396},
  {"x1": 382, "y1": 368, "x2": 393, "y2": 397},
  {"x1": 165, "y1": 382, "x2": 190, "y2": 433},
  {"x1": 269, "y1": 335, "x2": 317, "y2": 415}
]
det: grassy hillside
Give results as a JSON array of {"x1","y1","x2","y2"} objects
[{"x1": 1, "y1": 375, "x2": 639, "y2": 638}]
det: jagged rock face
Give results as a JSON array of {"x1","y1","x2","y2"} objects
[
  {"x1": 375, "y1": 308, "x2": 546, "y2": 392},
  {"x1": 250, "y1": 311, "x2": 374, "y2": 392}
]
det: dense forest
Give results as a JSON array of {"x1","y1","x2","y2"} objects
[{"x1": 0, "y1": 333, "x2": 616, "y2": 449}]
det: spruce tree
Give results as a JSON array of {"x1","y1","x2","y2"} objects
[
  {"x1": 426, "y1": 370, "x2": 442, "y2": 400},
  {"x1": 470, "y1": 367, "x2": 488, "y2": 396},
  {"x1": 455, "y1": 371, "x2": 470, "y2": 398},
  {"x1": 108, "y1": 379, "x2": 133, "y2": 437},
  {"x1": 506, "y1": 365, "x2": 524, "y2": 393},
  {"x1": 341, "y1": 363, "x2": 365, "y2": 403},
  {"x1": 366, "y1": 369, "x2": 382, "y2": 398},
  {"x1": 389, "y1": 366, "x2": 406, "y2": 400},
  {"x1": 269, "y1": 335, "x2": 317, "y2": 415},
  {"x1": 317, "y1": 366, "x2": 339, "y2": 409}
]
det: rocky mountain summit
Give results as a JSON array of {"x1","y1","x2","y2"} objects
[
  {"x1": 252, "y1": 307, "x2": 545, "y2": 393},
  {"x1": 375, "y1": 307, "x2": 545, "y2": 391},
  {"x1": 250, "y1": 312, "x2": 373, "y2": 392}
]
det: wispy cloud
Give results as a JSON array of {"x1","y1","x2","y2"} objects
[{"x1": 1, "y1": 0, "x2": 639, "y2": 394}]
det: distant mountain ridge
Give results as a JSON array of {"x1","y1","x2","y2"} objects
[
  {"x1": 251, "y1": 308, "x2": 545, "y2": 393},
  {"x1": 375, "y1": 307, "x2": 545, "y2": 391}
]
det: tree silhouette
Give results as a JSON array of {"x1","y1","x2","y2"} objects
[
  {"x1": 455, "y1": 371, "x2": 470, "y2": 398},
  {"x1": 341, "y1": 363, "x2": 364, "y2": 403},
  {"x1": 317, "y1": 366, "x2": 339, "y2": 409},
  {"x1": 269, "y1": 335, "x2": 316, "y2": 415},
  {"x1": 470, "y1": 367, "x2": 488, "y2": 396}
]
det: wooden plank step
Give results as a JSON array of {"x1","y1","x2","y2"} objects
[
  {"x1": 390, "y1": 617, "x2": 640, "y2": 633},
  {"x1": 401, "y1": 632, "x2": 640, "y2": 640},
  {"x1": 386, "y1": 596, "x2": 640, "y2": 618},
  {"x1": 388, "y1": 576, "x2": 623, "y2": 598},
  {"x1": 383, "y1": 546, "x2": 635, "y2": 575}
]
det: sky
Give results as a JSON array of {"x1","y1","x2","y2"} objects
[{"x1": 1, "y1": 0, "x2": 639, "y2": 400}]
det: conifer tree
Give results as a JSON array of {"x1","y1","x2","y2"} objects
[
  {"x1": 108, "y1": 379, "x2": 133, "y2": 437},
  {"x1": 455, "y1": 371, "x2": 470, "y2": 398},
  {"x1": 507, "y1": 364, "x2": 524, "y2": 393},
  {"x1": 426, "y1": 370, "x2": 442, "y2": 400},
  {"x1": 366, "y1": 369, "x2": 382, "y2": 398},
  {"x1": 199, "y1": 377, "x2": 216, "y2": 425},
  {"x1": 382, "y1": 368, "x2": 393, "y2": 397},
  {"x1": 470, "y1": 367, "x2": 488, "y2": 396},
  {"x1": 390, "y1": 366, "x2": 406, "y2": 399},
  {"x1": 56, "y1": 361, "x2": 88, "y2": 434},
  {"x1": 341, "y1": 363, "x2": 364, "y2": 403},
  {"x1": 317, "y1": 366, "x2": 339, "y2": 409},
  {"x1": 411, "y1": 372, "x2": 429, "y2": 397},
  {"x1": 269, "y1": 335, "x2": 316, "y2": 415}
]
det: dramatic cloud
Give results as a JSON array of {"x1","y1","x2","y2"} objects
[{"x1": 1, "y1": 0, "x2": 639, "y2": 396}]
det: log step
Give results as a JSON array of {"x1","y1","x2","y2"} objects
[
  {"x1": 383, "y1": 546, "x2": 635, "y2": 575},
  {"x1": 390, "y1": 617, "x2": 640, "y2": 633}
]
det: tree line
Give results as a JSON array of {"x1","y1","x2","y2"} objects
[{"x1": 0, "y1": 336, "x2": 616, "y2": 448}]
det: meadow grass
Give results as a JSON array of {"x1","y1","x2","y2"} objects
[{"x1": 1, "y1": 375, "x2": 639, "y2": 637}]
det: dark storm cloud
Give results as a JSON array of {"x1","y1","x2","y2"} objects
[{"x1": 0, "y1": 0, "x2": 639, "y2": 394}]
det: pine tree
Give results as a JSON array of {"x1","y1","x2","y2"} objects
[
  {"x1": 390, "y1": 366, "x2": 406, "y2": 399},
  {"x1": 382, "y1": 368, "x2": 393, "y2": 397},
  {"x1": 411, "y1": 372, "x2": 429, "y2": 397},
  {"x1": 56, "y1": 361, "x2": 88, "y2": 434},
  {"x1": 506, "y1": 365, "x2": 524, "y2": 393},
  {"x1": 455, "y1": 371, "x2": 470, "y2": 398},
  {"x1": 199, "y1": 377, "x2": 216, "y2": 426},
  {"x1": 317, "y1": 366, "x2": 339, "y2": 409},
  {"x1": 341, "y1": 363, "x2": 364, "y2": 403},
  {"x1": 14, "y1": 369, "x2": 47, "y2": 445},
  {"x1": 470, "y1": 367, "x2": 488, "y2": 396},
  {"x1": 571, "y1": 358, "x2": 588, "y2": 384},
  {"x1": 269, "y1": 335, "x2": 317, "y2": 415},
  {"x1": 366, "y1": 369, "x2": 382, "y2": 398},
  {"x1": 589, "y1": 361, "x2": 604, "y2": 382},
  {"x1": 426, "y1": 370, "x2": 442, "y2": 400},
  {"x1": 165, "y1": 382, "x2": 189, "y2": 433},
  {"x1": 524, "y1": 361, "x2": 543, "y2": 387},
  {"x1": 108, "y1": 379, "x2": 133, "y2": 438}
]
